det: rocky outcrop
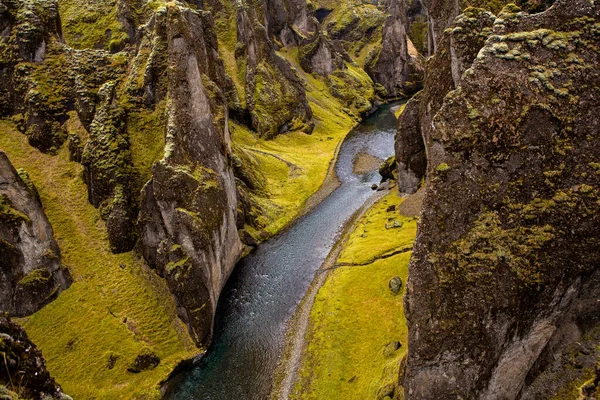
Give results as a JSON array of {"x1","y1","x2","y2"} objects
[
  {"x1": 266, "y1": 0, "x2": 318, "y2": 46},
  {"x1": 395, "y1": 6, "x2": 496, "y2": 192},
  {"x1": 138, "y1": 3, "x2": 243, "y2": 347},
  {"x1": 237, "y1": 0, "x2": 314, "y2": 138},
  {"x1": 366, "y1": 0, "x2": 423, "y2": 97},
  {"x1": 297, "y1": 33, "x2": 344, "y2": 76},
  {"x1": 0, "y1": 314, "x2": 70, "y2": 400},
  {"x1": 395, "y1": 94, "x2": 425, "y2": 193},
  {"x1": 421, "y1": 0, "x2": 556, "y2": 55},
  {"x1": 0, "y1": 152, "x2": 70, "y2": 317},
  {"x1": 403, "y1": 1, "x2": 600, "y2": 398},
  {"x1": 0, "y1": 0, "x2": 68, "y2": 153}
]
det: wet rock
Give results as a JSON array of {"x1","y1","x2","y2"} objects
[
  {"x1": 389, "y1": 276, "x2": 402, "y2": 294},
  {"x1": 0, "y1": 152, "x2": 71, "y2": 316},
  {"x1": 371, "y1": 184, "x2": 379, "y2": 190},
  {"x1": 127, "y1": 351, "x2": 160, "y2": 373}
]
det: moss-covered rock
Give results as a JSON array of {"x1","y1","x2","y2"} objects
[
  {"x1": 237, "y1": 1, "x2": 314, "y2": 138},
  {"x1": 0, "y1": 151, "x2": 71, "y2": 317},
  {"x1": 365, "y1": 0, "x2": 423, "y2": 97},
  {"x1": 138, "y1": 2, "x2": 243, "y2": 347},
  {"x1": 403, "y1": 1, "x2": 600, "y2": 398}
]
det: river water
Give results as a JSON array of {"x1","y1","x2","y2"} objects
[{"x1": 166, "y1": 103, "x2": 400, "y2": 399}]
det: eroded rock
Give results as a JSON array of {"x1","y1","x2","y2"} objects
[
  {"x1": 403, "y1": 1, "x2": 600, "y2": 398},
  {"x1": 0, "y1": 152, "x2": 70, "y2": 317},
  {"x1": 138, "y1": 3, "x2": 243, "y2": 347}
]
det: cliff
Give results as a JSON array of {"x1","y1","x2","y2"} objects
[
  {"x1": 402, "y1": 1, "x2": 600, "y2": 398},
  {"x1": 0, "y1": 152, "x2": 70, "y2": 316},
  {"x1": 137, "y1": 3, "x2": 242, "y2": 347}
]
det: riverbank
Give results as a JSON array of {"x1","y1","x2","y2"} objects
[{"x1": 275, "y1": 189, "x2": 422, "y2": 399}]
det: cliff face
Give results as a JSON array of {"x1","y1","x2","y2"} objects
[
  {"x1": 138, "y1": 4, "x2": 242, "y2": 347},
  {"x1": 402, "y1": 1, "x2": 600, "y2": 398},
  {"x1": 396, "y1": 6, "x2": 496, "y2": 193},
  {"x1": 0, "y1": 152, "x2": 70, "y2": 317},
  {"x1": 236, "y1": 0, "x2": 314, "y2": 138},
  {"x1": 366, "y1": 0, "x2": 423, "y2": 97}
]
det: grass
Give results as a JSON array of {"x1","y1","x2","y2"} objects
[
  {"x1": 0, "y1": 119, "x2": 197, "y2": 399},
  {"x1": 290, "y1": 191, "x2": 418, "y2": 400}
]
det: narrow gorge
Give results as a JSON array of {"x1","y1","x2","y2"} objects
[{"x1": 0, "y1": 0, "x2": 598, "y2": 399}]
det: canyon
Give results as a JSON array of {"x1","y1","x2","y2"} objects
[{"x1": 1, "y1": 0, "x2": 599, "y2": 399}]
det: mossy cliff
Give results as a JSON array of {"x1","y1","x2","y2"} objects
[
  {"x1": 401, "y1": 1, "x2": 600, "y2": 398},
  {"x1": 137, "y1": 3, "x2": 242, "y2": 347},
  {"x1": 365, "y1": 0, "x2": 423, "y2": 97},
  {"x1": 0, "y1": 151, "x2": 70, "y2": 317}
]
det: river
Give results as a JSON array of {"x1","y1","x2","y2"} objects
[{"x1": 165, "y1": 102, "x2": 400, "y2": 399}]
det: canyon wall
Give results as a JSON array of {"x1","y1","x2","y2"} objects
[{"x1": 401, "y1": 1, "x2": 600, "y2": 398}]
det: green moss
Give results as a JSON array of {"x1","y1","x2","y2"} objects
[
  {"x1": 18, "y1": 268, "x2": 51, "y2": 287},
  {"x1": 436, "y1": 163, "x2": 451, "y2": 172},
  {"x1": 0, "y1": 120, "x2": 197, "y2": 399},
  {"x1": 441, "y1": 211, "x2": 555, "y2": 286},
  {"x1": 127, "y1": 101, "x2": 167, "y2": 190},
  {"x1": 59, "y1": 0, "x2": 130, "y2": 51},
  {"x1": 0, "y1": 195, "x2": 30, "y2": 224},
  {"x1": 409, "y1": 18, "x2": 428, "y2": 55}
]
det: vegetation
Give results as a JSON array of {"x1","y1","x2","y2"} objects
[
  {"x1": 0, "y1": 120, "x2": 197, "y2": 399},
  {"x1": 291, "y1": 191, "x2": 419, "y2": 399}
]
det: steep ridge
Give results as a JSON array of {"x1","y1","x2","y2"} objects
[
  {"x1": 400, "y1": 1, "x2": 600, "y2": 398},
  {"x1": 137, "y1": 3, "x2": 242, "y2": 347},
  {"x1": 0, "y1": 314, "x2": 70, "y2": 400},
  {"x1": 0, "y1": 151, "x2": 70, "y2": 317}
]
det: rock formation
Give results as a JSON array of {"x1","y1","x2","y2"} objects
[
  {"x1": 0, "y1": 152, "x2": 70, "y2": 317},
  {"x1": 138, "y1": 3, "x2": 243, "y2": 347},
  {"x1": 402, "y1": 1, "x2": 600, "y2": 398},
  {"x1": 366, "y1": 0, "x2": 423, "y2": 97},
  {"x1": 236, "y1": 0, "x2": 314, "y2": 138},
  {"x1": 395, "y1": 6, "x2": 496, "y2": 192},
  {"x1": 0, "y1": 314, "x2": 70, "y2": 400}
]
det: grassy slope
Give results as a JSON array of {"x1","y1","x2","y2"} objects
[
  {"x1": 0, "y1": 120, "x2": 197, "y2": 399},
  {"x1": 290, "y1": 191, "x2": 418, "y2": 400}
]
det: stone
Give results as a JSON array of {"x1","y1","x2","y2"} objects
[
  {"x1": 0, "y1": 314, "x2": 69, "y2": 399},
  {"x1": 389, "y1": 276, "x2": 402, "y2": 294},
  {"x1": 0, "y1": 152, "x2": 71, "y2": 316}
]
